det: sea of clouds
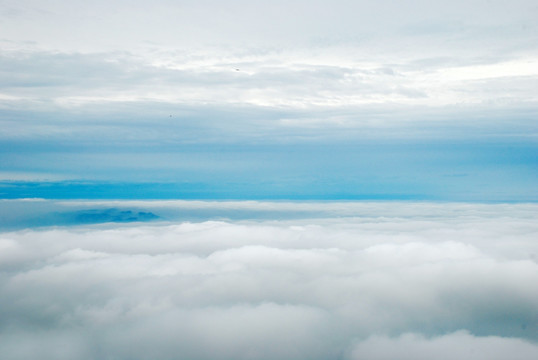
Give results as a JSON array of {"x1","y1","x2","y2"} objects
[{"x1": 1, "y1": 200, "x2": 537, "y2": 359}]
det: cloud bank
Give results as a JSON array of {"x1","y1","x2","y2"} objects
[
  {"x1": 1, "y1": 201, "x2": 537, "y2": 359},
  {"x1": 1, "y1": 1, "x2": 537, "y2": 141},
  {"x1": 349, "y1": 331, "x2": 538, "y2": 360}
]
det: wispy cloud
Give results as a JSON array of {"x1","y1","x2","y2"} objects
[{"x1": 1, "y1": 1, "x2": 537, "y2": 134}]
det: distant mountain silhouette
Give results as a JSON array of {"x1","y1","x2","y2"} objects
[{"x1": 70, "y1": 208, "x2": 159, "y2": 224}]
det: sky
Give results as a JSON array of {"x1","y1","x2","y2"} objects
[
  {"x1": 1, "y1": 3, "x2": 538, "y2": 358},
  {"x1": 1, "y1": 0, "x2": 537, "y2": 200}
]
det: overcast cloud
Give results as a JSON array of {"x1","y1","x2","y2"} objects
[
  {"x1": 1, "y1": 0, "x2": 537, "y2": 136},
  {"x1": 1, "y1": 1, "x2": 537, "y2": 199},
  {"x1": 1, "y1": 201, "x2": 537, "y2": 359}
]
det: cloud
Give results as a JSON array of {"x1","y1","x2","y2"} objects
[
  {"x1": 1, "y1": 2, "x2": 537, "y2": 192},
  {"x1": 1, "y1": 2, "x2": 537, "y2": 354},
  {"x1": 1, "y1": 49, "x2": 537, "y2": 111},
  {"x1": 2, "y1": 1, "x2": 536, "y2": 54},
  {"x1": 1, "y1": 48, "x2": 536, "y2": 158},
  {"x1": 348, "y1": 331, "x2": 538, "y2": 360},
  {"x1": 0, "y1": 201, "x2": 537, "y2": 359},
  {"x1": 1, "y1": 1, "x2": 536, "y2": 150}
]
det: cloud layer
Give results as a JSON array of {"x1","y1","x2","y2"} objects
[
  {"x1": 1, "y1": 201, "x2": 537, "y2": 359},
  {"x1": 1, "y1": 1, "x2": 537, "y2": 138},
  {"x1": 1, "y1": 2, "x2": 536, "y2": 200},
  {"x1": 349, "y1": 331, "x2": 538, "y2": 360}
]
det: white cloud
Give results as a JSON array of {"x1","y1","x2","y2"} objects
[
  {"x1": 1, "y1": 1, "x2": 537, "y2": 137},
  {"x1": 2, "y1": 1, "x2": 536, "y2": 54},
  {"x1": 1, "y1": 49, "x2": 536, "y2": 110},
  {"x1": 348, "y1": 331, "x2": 538, "y2": 360},
  {"x1": 0, "y1": 201, "x2": 537, "y2": 359}
]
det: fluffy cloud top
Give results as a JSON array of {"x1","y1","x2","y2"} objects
[
  {"x1": 349, "y1": 331, "x2": 538, "y2": 360},
  {"x1": 1, "y1": 201, "x2": 537, "y2": 359}
]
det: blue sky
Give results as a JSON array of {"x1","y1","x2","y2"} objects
[
  {"x1": 1, "y1": 0, "x2": 537, "y2": 200},
  {"x1": 1, "y1": 3, "x2": 538, "y2": 357}
]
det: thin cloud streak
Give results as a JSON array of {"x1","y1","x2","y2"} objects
[{"x1": 1, "y1": 50, "x2": 537, "y2": 108}]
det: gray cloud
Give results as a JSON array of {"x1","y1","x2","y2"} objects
[
  {"x1": 1, "y1": 201, "x2": 537, "y2": 359},
  {"x1": 348, "y1": 331, "x2": 538, "y2": 360},
  {"x1": 1, "y1": 1, "x2": 536, "y2": 143},
  {"x1": 1, "y1": 1, "x2": 537, "y2": 159},
  {"x1": 1, "y1": 47, "x2": 536, "y2": 151},
  {"x1": 2, "y1": 1, "x2": 536, "y2": 53}
]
